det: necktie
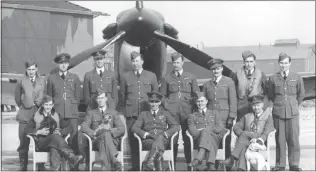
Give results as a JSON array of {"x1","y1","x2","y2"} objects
[
  {"x1": 202, "y1": 110, "x2": 205, "y2": 116},
  {"x1": 248, "y1": 70, "x2": 252, "y2": 76},
  {"x1": 177, "y1": 72, "x2": 181, "y2": 78},
  {"x1": 283, "y1": 71, "x2": 287, "y2": 80},
  {"x1": 31, "y1": 78, "x2": 36, "y2": 87},
  {"x1": 213, "y1": 77, "x2": 218, "y2": 85},
  {"x1": 153, "y1": 111, "x2": 156, "y2": 118},
  {"x1": 99, "y1": 70, "x2": 103, "y2": 77},
  {"x1": 61, "y1": 73, "x2": 65, "y2": 80},
  {"x1": 136, "y1": 71, "x2": 140, "y2": 78},
  {"x1": 101, "y1": 110, "x2": 104, "y2": 116}
]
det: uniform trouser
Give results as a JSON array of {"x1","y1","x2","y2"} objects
[
  {"x1": 17, "y1": 122, "x2": 30, "y2": 154},
  {"x1": 60, "y1": 118, "x2": 79, "y2": 154},
  {"x1": 142, "y1": 134, "x2": 169, "y2": 151},
  {"x1": 174, "y1": 113, "x2": 191, "y2": 164},
  {"x1": 195, "y1": 129, "x2": 222, "y2": 164},
  {"x1": 93, "y1": 131, "x2": 120, "y2": 170},
  {"x1": 126, "y1": 117, "x2": 140, "y2": 169},
  {"x1": 231, "y1": 132, "x2": 252, "y2": 170},
  {"x1": 273, "y1": 116, "x2": 300, "y2": 167}
]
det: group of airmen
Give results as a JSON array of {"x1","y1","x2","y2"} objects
[{"x1": 15, "y1": 48, "x2": 304, "y2": 171}]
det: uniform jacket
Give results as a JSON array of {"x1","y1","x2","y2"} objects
[
  {"x1": 120, "y1": 70, "x2": 158, "y2": 117},
  {"x1": 233, "y1": 109, "x2": 274, "y2": 141},
  {"x1": 46, "y1": 72, "x2": 81, "y2": 119},
  {"x1": 15, "y1": 74, "x2": 45, "y2": 123},
  {"x1": 159, "y1": 71, "x2": 200, "y2": 116},
  {"x1": 83, "y1": 68, "x2": 118, "y2": 110},
  {"x1": 81, "y1": 108, "x2": 125, "y2": 139},
  {"x1": 187, "y1": 109, "x2": 227, "y2": 138},
  {"x1": 131, "y1": 108, "x2": 180, "y2": 139},
  {"x1": 268, "y1": 72, "x2": 305, "y2": 119},
  {"x1": 203, "y1": 76, "x2": 237, "y2": 121}
]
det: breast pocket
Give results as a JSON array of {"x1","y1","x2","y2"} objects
[
  {"x1": 104, "y1": 77, "x2": 113, "y2": 92},
  {"x1": 182, "y1": 79, "x2": 192, "y2": 93},
  {"x1": 274, "y1": 84, "x2": 283, "y2": 94},
  {"x1": 143, "y1": 80, "x2": 151, "y2": 92},
  {"x1": 288, "y1": 81, "x2": 297, "y2": 95},
  {"x1": 91, "y1": 118, "x2": 101, "y2": 130},
  {"x1": 168, "y1": 82, "x2": 178, "y2": 92},
  {"x1": 127, "y1": 83, "x2": 137, "y2": 93},
  {"x1": 90, "y1": 81, "x2": 97, "y2": 93},
  {"x1": 66, "y1": 80, "x2": 75, "y2": 91},
  {"x1": 217, "y1": 85, "x2": 228, "y2": 99}
]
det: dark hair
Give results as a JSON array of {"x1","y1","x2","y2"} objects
[
  {"x1": 244, "y1": 54, "x2": 256, "y2": 61},
  {"x1": 39, "y1": 106, "x2": 56, "y2": 116},
  {"x1": 278, "y1": 56, "x2": 292, "y2": 63}
]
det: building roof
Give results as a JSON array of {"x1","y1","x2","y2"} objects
[
  {"x1": 2, "y1": 1, "x2": 91, "y2": 11},
  {"x1": 167, "y1": 44, "x2": 314, "y2": 62},
  {"x1": 274, "y1": 39, "x2": 300, "y2": 46}
]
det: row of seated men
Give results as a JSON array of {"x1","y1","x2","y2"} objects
[
  {"x1": 16, "y1": 49, "x2": 304, "y2": 171},
  {"x1": 25, "y1": 89, "x2": 273, "y2": 171}
]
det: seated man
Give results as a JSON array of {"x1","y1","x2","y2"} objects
[
  {"x1": 25, "y1": 95, "x2": 83, "y2": 170},
  {"x1": 81, "y1": 88, "x2": 125, "y2": 171},
  {"x1": 222, "y1": 94, "x2": 274, "y2": 171},
  {"x1": 131, "y1": 91, "x2": 180, "y2": 171},
  {"x1": 188, "y1": 92, "x2": 228, "y2": 170}
]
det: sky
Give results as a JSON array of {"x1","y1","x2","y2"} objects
[{"x1": 71, "y1": 1, "x2": 315, "y2": 47}]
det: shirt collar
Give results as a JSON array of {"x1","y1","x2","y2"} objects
[
  {"x1": 99, "y1": 106, "x2": 107, "y2": 113},
  {"x1": 135, "y1": 68, "x2": 143, "y2": 75},
  {"x1": 199, "y1": 108, "x2": 207, "y2": 114},
  {"x1": 96, "y1": 67, "x2": 104, "y2": 74},
  {"x1": 174, "y1": 69, "x2": 183, "y2": 75},
  {"x1": 29, "y1": 76, "x2": 36, "y2": 81},
  {"x1": 281, "y1": 70, "x2": 289, "y2": 76},
  {"x1": 150, "y1": 109, "x2": 159, "y2": 115},
  {"x1": 215, "y1": 75, "x2": 222, "y2": 82},
  {"x1": 59, "y1": 71, "x2": 67, "y2": 76},
  {"x1": 255, "y1": 111, "x2": 263, "y2": 118}
]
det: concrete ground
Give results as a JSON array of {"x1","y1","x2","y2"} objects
[{"x1": 1, "y1": 108, "x2": 315, "y2": 171}]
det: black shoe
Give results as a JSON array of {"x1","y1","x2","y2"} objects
[
  {"x1": 128, "y1": 167, "x2": 139, "y2": 171},
  {"x1": 222, "y1": 156, "x2": 234, "y2": 168},
  {"x1": 18, "y1": 153, "x2": 28, "y2": 171},
  {"x1": 187, "y1": 165, "x2": 192, "y2": 171},
  {"x1": 113, "y1": 161, "x2": 123, "y2": 171},
  {"x1": 271, "y1": 166, "x2": 286, "y2": 171},
  {"x1": 207, "y1": 163, "x2": 216, "y2": 171},
  {"x1": 191, "y1": 158, "x2": 202, "y2": 168},
  {"x1": 290, "y1": 166, "x2": 302, "y2": 171}
]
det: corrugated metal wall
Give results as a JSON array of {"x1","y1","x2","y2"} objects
[{"x1": 1, "y1": 7, "x2": 93, "y2": 80}]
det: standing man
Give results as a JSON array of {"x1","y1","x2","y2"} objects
[
  {"x1": 159, "y1": 52, "x2": 200, "y2": 170},
  {"x1": 120, "y1": 51, "x2": 159, "y2": 170},
  {"x1": 269, "y1": 53, "x2": 305, "y2": 171},
  {"x1": 203, "y1": 58, "x2": 237, "y2": 161},
  {"x1": 131, "y1": 91, "x2": 180, "y2": 171},
  {"x1": 188, "y1": 92, "x2": 228, "y2": 170},
  {"x1": 222, "y1": 95, "x2": 274, "y2": 171},
  {"x1": 46, "y1": 53, "x2": 82, "y2": 169},
  {"x1": 203, "y1": 58, "x2": 237, "y2": 128},
  {"x1": 229, "y1": 50, "x2": 270, "y2": 121},
  {"x1": 81, "y1": 88, "x2": 125, "y2": 171},
  {"x1": 83, "y1": 50, "x2": 118, "y2": 110},
  {"x1": 15, "y1": 59, "x2": 45, "y2": 170}
]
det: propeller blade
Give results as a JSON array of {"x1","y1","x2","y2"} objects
[
  {"x1": 154, "y1": 31, "x2": 233, "y2": 77},
  {"x1": 50, "y1": 31, "x2": 126, "y2": 74}
]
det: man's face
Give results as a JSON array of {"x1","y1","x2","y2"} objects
[
  {"x1": 172, "y1": 57, "x2": 184, "y2": 71},
  {"x1": 26, "y1": 64, "x2": 38, "y2": 78},
  {"x1": 94, "y1": 57, "x2": 105, "y2": 68},
  {"x1": 131, "y1": 56, "x2": 144, "y2": 71},
  {"x1": 196, "y1": 97, "x2": 208, "y2": 110},
  {"x1": 244, "y1": 57, "x2": 256, "y2": 71},
  {"x1": 252, "y1": 102, "x2": 264, "y2": 114},
  {"x1": 43, "y1": 100, "x2": 54, "y2": 114},
  {"x1": 212, "y1": 66, "x2": 223, "y2": 77},
  {"x1": 149, "y1": 100, "x2": 161, "y2": 111},
  {"x1": 97, "y1": 93, "x2": 107, "y2": 107},
  {"x1": 58, "y1": 62, "x2": 69, "y2": 72},
  {"x1": 279, "y1": 58, "x2": 291, "y2": 72}
]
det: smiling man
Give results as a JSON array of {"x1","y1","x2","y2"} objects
[{"x1": 268, "y1": 53, "x2": 305, "y2": 171}]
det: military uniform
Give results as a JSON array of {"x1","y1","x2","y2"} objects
[
  {"x1": 188, "y1": 109, "x2": 227, "y2": 165},
  {"x1": 14, "y1": 59, "x2": 45, "y2": 170},
  {"x1": 159, "y1": 69, "x2": 200, "y2": 166},
  {"x1": 203, "y1": 76, "x2": 237, "y2": 126},
  {"x1": 131, "y1": 103, "x2": 180, "y2": 170},
  {"x1": 46, "y1": 53, "x2": 82, "y2": 155},
  {"x1": 223, "y1": 95, "x2": 275, "y2": 170},
  {"x1": 81, "y1": 108, "x2": 125, "y2": 170},
  {"x1": 269, "y1": 70, "x2": 305, "y2": 169},
  {"x1": 229, "y1": 51, "x2": 269, "y2": 121},
  {"x1": 83, "y1": 50, "x2": 118, "y2": 110},
  {"x1": 120, "y1": 51, "x2": 159, "y2": 170}
]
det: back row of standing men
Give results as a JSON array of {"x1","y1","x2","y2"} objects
[{"x1": 15, "y1": 48, "x2": 304, "y2": 171}]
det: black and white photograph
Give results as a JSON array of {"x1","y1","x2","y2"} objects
[{"x1": 1, "y1": 1, "x2": 315, "y2": 171}]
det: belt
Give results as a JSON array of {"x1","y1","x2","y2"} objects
[{"x1": 126, "y1": 116, "x2": 138, "y2": 120}]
